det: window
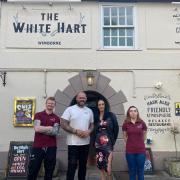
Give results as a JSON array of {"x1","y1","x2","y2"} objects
[{"x1": 102, "y1": 6, "x2": 135, "y2": 48}]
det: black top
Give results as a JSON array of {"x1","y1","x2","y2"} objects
[{"x1": 94, "y1": 112, "x2": 119, "y2": 152}]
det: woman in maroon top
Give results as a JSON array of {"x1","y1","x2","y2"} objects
[{"x1": 122, "y1": 106, "x2": 147, "y2": 180}]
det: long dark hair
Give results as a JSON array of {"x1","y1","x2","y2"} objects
[
  {"x1": 96, "y1": 99, "x2": 109, "y2": 120},
  {"x1": 124, "y1": 106, "x2": 142, "y2": 123}
]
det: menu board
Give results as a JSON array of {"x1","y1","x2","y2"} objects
[{"x1": 6, "y1": 141, "x2": 33, "y2": 179}]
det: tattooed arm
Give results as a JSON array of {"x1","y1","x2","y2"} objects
[
  {"x1": 48, "y1": 123, "x2": 60, "y2": 136},
  {"x1": 61, "y1": 118, "x2": 77, "y2": 134},
  {"x1": 34, "y1": 120, "x2": 52, "y2": 134}
]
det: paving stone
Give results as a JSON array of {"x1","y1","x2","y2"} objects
[
  {"x1": 1, "y1": 170, "x2": 179, "y2": 180},
  {"x1": 111, "y1": 103, "x2": 125, "y2": 115},
  {"x1": 55, "y1": 89, "x2": 71, "y2": 106},
  {"x1": 69, "y1": 74, "x2": 83, "y2": 93},
  {"x1": 63, "y1": 84, "x2": 77, "y2": 99},
  {"x1": 102, "y1": 85, "x2": 116, "y2": 99},
  {"x1": 96, "y1": 74, "x2": 111, "y2": 93},
  {"x1": 55, "y1": 102, "x2": 67, "y2": 117},
  {"x1": 108, "y1": 90, "x2": 127, "y2": 106}
]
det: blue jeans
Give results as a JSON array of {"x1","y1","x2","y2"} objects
[{"x1": 126, "y1": 153, "x2": 146, "y2": 180}]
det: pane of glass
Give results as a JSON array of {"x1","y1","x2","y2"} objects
[
  {"x1": 104, "y1": 28, "x2": 110, "y2": 36},
  {"x1": 127, "y1": 37, "x2": 133, "y2": 46},
  {"x1": 111, "y1": 29, "x2": 118, "y2": 36},
  {"x1": 104, "y1": 7, "x2": 110, "y2": 16},
  {"x1": 112, "y1": 17, "x2": 118, "y2": 25},
  {"x1": 104, "y1": 37, "x2": 110, "y2": 46},
  {"x1": 127, "y1": 16, "x2": 133, "y2": 25},
  {"x1": 119, "y1": 7, "x2": 125, "y2": 16},
  {"x1": 119, "y1": 28, "x2": 125, "y2": 36},
  {"x1": 111, "y1": 7, "x2": 117, "y2": 16},
  {"x1": 119, "y1": 17, "x2": 125, "y2": 25},
  {"x1": 104, "y1": 17, "x2": 110, "y2": 25},
  {"x1": 119, "y1": 37, "x2": 125, "y2": 46},
  {"x1": 111, "y1": 37, "x2": 118, "y2": 46},
  {"x1": 126, "y1": 7, "x2": 133, "y2": 16},
  {"x1": 126, "y1": 28, "x2": 133, "y2": 36}
]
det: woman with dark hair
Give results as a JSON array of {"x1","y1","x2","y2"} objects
[
  {"x1": 122, "y1": 106, "x2": 147, "y2": 180},
  {"x1": 94, "y1": 99, "x2": 119, "y2": 180}
]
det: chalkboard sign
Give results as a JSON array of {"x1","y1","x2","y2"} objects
[
  {"x1": 144, "y1": 148, "x2": 154, "y2": 174},
  {"x1": 6, "y1": 141, "x2": 33, "y2": 179}
]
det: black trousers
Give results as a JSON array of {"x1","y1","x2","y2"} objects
[
  {"x1": 66, "y1": 145, "x2": 89, "y2": 180},
  {"x1": 27, "y1": 147, "x2": 57, "y2": 180}
]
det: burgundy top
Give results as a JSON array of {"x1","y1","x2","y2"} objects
[
  {"x1": 33, "y1": 111, "x2": 60, "y2": 148},
  {"x1": 122, "y1": 120, "x2": 147, "y2": 154}
]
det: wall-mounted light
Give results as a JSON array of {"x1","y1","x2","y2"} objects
[
  {"x1": 154, "y1": 81, "x2": 163, "y2": 89},
  {"x1": 48, "y1": 2, "x2": 53, "y2": 6},
  {"x1": 86, "y1": 71, "x2": 94, "y2": 86},
  {"x1": 0, "y1": 71, "x2": 7, "y2": 87}
]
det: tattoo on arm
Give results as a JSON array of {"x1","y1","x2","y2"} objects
[
  {"x1": 34, "y1": 119, "x2": 51, "y2": 134},
  {"x1": 61, "y1": 119, "x2": 76, "y2": 134},
  {"x1": 47, "y1": 123, "x2": 60, "y2": 136},
  {"x1": 34, "y1": 119, "x2": 41, "y2": 126}
]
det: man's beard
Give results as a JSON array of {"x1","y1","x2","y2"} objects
[{"x1": 77, "y1": 101, "x2": 85, "y2": 107}]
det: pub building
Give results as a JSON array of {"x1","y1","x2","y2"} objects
[{"x1": 0, "y1": 0, "x2": 180, "y2": 176}]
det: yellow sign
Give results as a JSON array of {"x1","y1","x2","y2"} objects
[
  {"x1": 175, "y1": 102, "x2": 180, "y2": 116},
  {"x1": 13, "y1": 97, "x2": 36, "y2": 127}
]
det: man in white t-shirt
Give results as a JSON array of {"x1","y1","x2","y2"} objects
[{"x1": 61, "y1": 91, "x2": 94, "y2": 180}]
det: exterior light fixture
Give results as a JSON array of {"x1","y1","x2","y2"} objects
[
  {"x1": 154, "y1": 81, "x2": 163, "y2": 89},
  {"x1": 86, "y1": 71, "x2": 94, "y2": 86},
  {"x1": 0, "y1": 71, "x2": 7, "y2": 87}
]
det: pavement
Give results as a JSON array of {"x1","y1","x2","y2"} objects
[
  {"x1": 1, "y1": 169, "x2": 180, "y2": 180},
  {"x1": 37, "y1": 170, "x2": 180, "y2": 180},
  {"x1": 114, "y1": 171, "x2": 180, "y2": 180}
]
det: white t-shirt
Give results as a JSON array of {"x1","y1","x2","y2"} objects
[{"x1": 61, "y1": 104, "x2": 94, "y2": 145}]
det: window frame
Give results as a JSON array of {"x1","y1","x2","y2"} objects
[{"x1": 101, "y1": 4, "x2": 137, "y2": 50}]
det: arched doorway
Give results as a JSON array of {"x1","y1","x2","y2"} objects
[
  {"x1": 70, "y1": 90, "x2": 110, "y2": 119},
  {"x1": 70, "y1": 90, "x2": 110, "y2": 165},
  {"x1": 54, "y1": 72, "x2": 127, "y2": 171}
]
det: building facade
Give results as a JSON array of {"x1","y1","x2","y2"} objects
[{"x1": 0, "y1": 0, "x2": 180, "y2": 172}]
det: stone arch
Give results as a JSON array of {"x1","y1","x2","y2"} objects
[
  {"x1": 54, "y1": 71, "x2": 128, "y2": 171},
  {"x1": 54, "y1": 71, "x2": 127, "y2": 127}
]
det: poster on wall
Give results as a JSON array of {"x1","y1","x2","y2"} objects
[
  {"x1": 175, "y1": 102, "x2": 180, "y2": 116},
  {"x1": 13, "y1": 97, "x2": 36, "y2": 127},
  {"x1": 144, "y1": 93, "x2": 172, "y2": 134}
]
